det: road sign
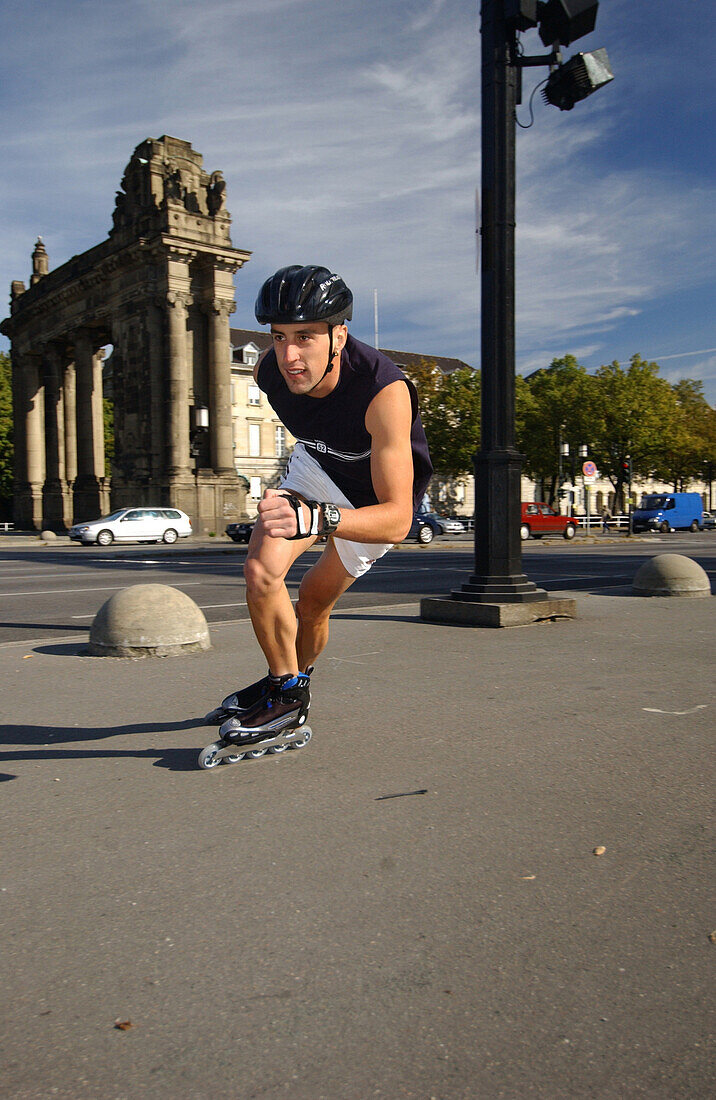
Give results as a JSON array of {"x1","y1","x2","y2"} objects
[{"x1": 582, "y1": 460, "x2": 597, "y2": 477}]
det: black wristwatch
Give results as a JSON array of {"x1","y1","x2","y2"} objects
[{"x1": 321, "y1": 502, "x2": 341, "y2": 536}]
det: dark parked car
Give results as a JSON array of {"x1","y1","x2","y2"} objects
[
  {"x1": 408, "y1": 512, "x2": 443, "y2": 545},
  {"x1": 226, "y1": 521, "x2": 255, "y2": 543}
]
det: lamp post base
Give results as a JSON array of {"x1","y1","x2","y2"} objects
[{"x1": 420, "y1": 595, "x2": 576, "y2": 628}]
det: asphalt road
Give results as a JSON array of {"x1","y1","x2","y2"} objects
[
  {"x1": 1, "y1": 532, "x2": 715, "y2": 648},
  {"x1": 2, "y1": 531, "x2": 714, "y2": 1098}
]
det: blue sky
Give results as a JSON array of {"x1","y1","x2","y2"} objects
[{"x1": 1, "y1": 0, "x2": 714, "y2": 402}]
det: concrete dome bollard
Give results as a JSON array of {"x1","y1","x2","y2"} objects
[
  {"x1": 632, "y1": 554, "x2": 711, "y2": 598},
  {"x1": 89, "y1": 583, "x2": 211, "y2": 657},
  {"x1": 40, "y1": 530, "x2": 57, "y2": 541}
]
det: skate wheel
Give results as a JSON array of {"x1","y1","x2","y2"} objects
[
  {"x1": 247, "y1": 747, "x2": 268, "y2": 759},
  {"x1": 198, "y1": 743, "x2": 222, "y2": 770},
  {"x1": 223, "y1": 752, "x2": 245, "y2": 764},
  {"x1": 268, "y1": 743, "x2": 288, "y2": 754},
  {"x1": 291, "y1": 725, "x2": 313, "y2": 750}
]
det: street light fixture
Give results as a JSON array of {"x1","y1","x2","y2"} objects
[
  {"x1": 190, "y1": 404, "x2": 209, "y2": 459},
  {"x1": 542, "y1": 48, "x2": 613, "y2": 110}
]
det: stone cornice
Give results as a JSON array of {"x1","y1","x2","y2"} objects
[{"x1": 2, "y1": 231, "x2": 250, "y2": 340}]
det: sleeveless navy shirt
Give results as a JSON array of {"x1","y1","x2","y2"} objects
[{"x1": 257, "y1": 334, "x2": 433, "y2": 510}]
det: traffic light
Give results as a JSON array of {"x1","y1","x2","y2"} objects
[
  {"x1": 537, "y1": 0, "x2": 599, "y2": 48},
  {"x1": 505, "y1": 0, "x2": 539, "y2": 32},
  {"x1": 622, "y1": 458, "x2": 632, "y2": 480},
  {"x1": 505, "y1": 0, "x2": 599, "y2": 43}
]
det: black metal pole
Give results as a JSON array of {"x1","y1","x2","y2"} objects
[{"x1": 454, "y1": 0, "x2": 545, "y2": 604}]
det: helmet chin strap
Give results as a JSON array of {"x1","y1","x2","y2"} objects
[{"x1": 307, "y1": 324, "x2": 339, "y2": 393}]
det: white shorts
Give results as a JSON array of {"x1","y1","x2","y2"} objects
[{"x1": 279, "y1": 443, "x2": 393, "y2": 578}]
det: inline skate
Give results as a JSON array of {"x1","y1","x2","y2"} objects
[
  {"x1": 198, "y1": 672, "x2": 312, "y2": 770},
  {"x1": 203, "y1": 672, "x2": 275, "y2": 725},
  {"x1": 204, "y1": 665, "x2": 315, "y2": 725}
]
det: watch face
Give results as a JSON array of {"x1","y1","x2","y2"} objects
[{"x1": 323, "y1": 504, "x2": 340, "y2": 532}]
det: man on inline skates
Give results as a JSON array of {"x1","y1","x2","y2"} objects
[{"x1": 208, "y1": 264, "x2": 432, "y2": 746}]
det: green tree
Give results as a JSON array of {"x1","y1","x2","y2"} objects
[
  {"x1": 517, "y1": 355, "x2": 600, "y2": 504},
  {"x1": 0, "y1": 352, "x2": 13, "y2": 518},
  {"x1": 406, "y1": 358, "x2": 482, "y2": 477},
  {"x1": 655, "y1": 379, "x2": 716, "y2": 490},
  {"x1": 591, "y1": 355, "x2": 678, "y2": 510}
]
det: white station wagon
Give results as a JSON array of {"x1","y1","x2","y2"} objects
[{"x1": 69, "y1": 507, "x2": 192, "y2": 546}]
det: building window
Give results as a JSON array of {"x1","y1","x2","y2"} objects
[
  {"x1": 249, "y1": 423, "x2": 261, "y2": 457},
  {"x1": 248, "y1": 384, "x2": 261, "y2": 406},
  {"x1": 275, "y1": 426, "x2": 286, "y2": 457},
  {"x1": 250, "y1": 476, "x2": 262, "y2": 499}
]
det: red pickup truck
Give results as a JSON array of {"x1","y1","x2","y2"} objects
[{"x1": 521, "y1": 503, "x2": 578, "y2": 541}]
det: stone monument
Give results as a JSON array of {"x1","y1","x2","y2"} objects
[{"x1": 1, "y1": 136, "x2": 251, "y2": 532}]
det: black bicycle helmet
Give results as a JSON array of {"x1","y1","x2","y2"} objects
[{"x1": 255, "y1": 265, "x2": 353, "y2": 326}]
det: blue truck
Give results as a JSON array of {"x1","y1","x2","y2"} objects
[{"x1": 632, "y1": 492, "x2": 704, "y2": 533}]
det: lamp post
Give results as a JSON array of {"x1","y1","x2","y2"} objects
[
  {"x1": 421, "y1": 0, "x2": 612, "y2": 627},
  {"x1": 189, "y1": 404, "x2": 209, "y2": 529},
  {"x1": 558, "y1": 429, "x2": 569, "y2": 509},
  {"x1": 190, "y1": 404, "x2": 209, "y2": 467},
  {"x1": 456, "y1": 0, "x2": 547, "y2": 604}
]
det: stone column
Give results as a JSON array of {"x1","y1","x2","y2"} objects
[
  {"x1": 63, "y1": 360, "x2": 77, "y2": 523},
  {"x1": 92, "y1": 349, "x2": 106, "y2": 478},
  {"x1": 73, "y1": 330, "x2": 102, "y2": 520},
  {"x1": 165, "y1": 292, "x2": 192, "y2": 476},
  {"x1": 93, "y1": 348, "x2": 110, "y2": 514},
  {"x1": 205, "y1": 299, "x2": 235, "y2": 473},
  {"x1": 146, "y1": 302, "x2": 165, "y2": 488},
  {"x1": 41, "y1": 348, "x2": 65, "y2": 529},
  {"x1": 21, "y1": 353, "x2": 45, "y2": 529}
]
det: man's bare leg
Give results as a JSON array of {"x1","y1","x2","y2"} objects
[
  {"x1": 296, "y1": 539, "x2": 356, "y2": 671},
  {"x1": 243, "y1": 520, "x2": 316, "y2": 676}
]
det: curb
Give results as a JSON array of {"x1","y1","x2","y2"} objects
[{"x1": 0, "y1": 532, "x2": 661, "y2": 556}]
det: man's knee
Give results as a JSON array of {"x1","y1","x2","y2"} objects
[
  {"x1": 296, "y1": 579, "x2": 334, "y2": 626},
  {"x1": 244, "y1": 553, "x2": 286, "y2": 600}
]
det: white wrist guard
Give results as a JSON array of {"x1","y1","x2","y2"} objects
[
  {"x1": 284, "y1": 495, "x2": 321, "y2": 540},
  {"x1": 283, "y1": 496, "x2": 341, "y2": 539}
]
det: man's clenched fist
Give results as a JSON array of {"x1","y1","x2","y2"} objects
[{"x1": 257, "y1": 489, "x2": 310, "y2": 539}]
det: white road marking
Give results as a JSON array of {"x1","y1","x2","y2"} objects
[
  {"x1": 643, "y1": 705, "x2": 708, "y2": 716},
  {"x1": 72, "y1": 599, "x2": 249, "y2": 619},
  {"x1": 327, "y1": 650, "x2": 383, "y2": 664},
  {"x1": 0, "y1": 600, "x2": 423, "y2": 649},
  {"x1": 2, "y1": 582, "x2": 203, "y2": 598}
]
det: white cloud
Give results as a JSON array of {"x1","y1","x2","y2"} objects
[
  {"x1": 659, "y1": 354, "x2": 716, "y2": 393},
  {"x1": 0, "y1": 0, "x2": 713, "y2": 405}
]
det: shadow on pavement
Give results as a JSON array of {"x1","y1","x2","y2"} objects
[
  {"x1": 1, "y1": 716, "x2": 204, "y2": 747},
  {"x1": 0, "y1": 744, "x2": 202, "y2": 772}
]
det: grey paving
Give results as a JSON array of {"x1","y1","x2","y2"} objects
[{"x1": 1, "y1": 558, "x2": 714, "y2": 1098}]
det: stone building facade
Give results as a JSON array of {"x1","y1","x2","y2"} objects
[{"x1": 1, "y1": 136, "x2": 250, "y2": 532}]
